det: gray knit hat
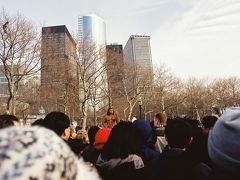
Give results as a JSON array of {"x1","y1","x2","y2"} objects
[{"x1": 208, "y1": 107, "x2": 240, "y2": 174}]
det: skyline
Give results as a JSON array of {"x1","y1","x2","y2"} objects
[{"x1": 1, "y1": 0, "x2": 240, "y2": 79}]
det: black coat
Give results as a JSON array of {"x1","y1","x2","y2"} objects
[
  {"x1": 82, "y1": 145, "x2": 101, "y2": 164},
  {"x1": 185, "y1": 131, "x2": 214, "y2": 168},
  {"x1": 150, "y1": 147, "x2": 197, "y2": 180},
  {"x1": 67, "y1": 139, "x2": 88, "y2": 156}
]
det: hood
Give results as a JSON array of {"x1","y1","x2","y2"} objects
[
  {"x1": 96, "y1": 154, "x2": 144, "y2": 170},
  {"x1": 133, "y1": 119, "x2": 153, "y2": 145}
]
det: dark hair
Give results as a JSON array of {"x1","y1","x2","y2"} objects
[
  {"x1": 212, "y1": 106, "x2": 221, "y2": 116},
  {"x1": 202, "y1": 116, "x2": 218, "y2": 129},
  {"x1": 155, "y1": 113, "x2": 162, "y2": 120},
  {"x1": 107, "y1": 108, "x2": 114, "y2": 115},
  {"x1": 101, "y1": 121, "x2": 140, "y2": 160},
  {"x1": 0, "y1": 114, "x2": 19, "y2": 129},
  {"x1": 32, "y1": 119, "x2": 45, "y2": 127},
  {"x1": 43, "y1": 112, "x2": 70, "y2": 136},
  {"x1": 155, "y1": 112, "x2": 167, "y2": 125},
  {"x1": 88, "y1": 126, "x2": 100, "y2": 145},
  {"x1": 165, "y1": 119, "x2": 192, "y2": 149}
]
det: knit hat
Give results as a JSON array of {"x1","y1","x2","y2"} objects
[
  {"x1": 0, "y1": 126, "x2": 100, "y2": 180},
  {"x1": 208, "y1": 107, "x2": 240, "y2": 175},
  {"x1": 94, "y1": 128, "x2": 111, "y2": 150}
]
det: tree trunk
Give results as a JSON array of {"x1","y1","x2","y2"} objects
[
  {"x1": 6, "y1": 94, "x2": 12, "y2": 114},
  {"x1": 93, "y1": 105, "x2": 97, "y2": 126},
  {"x1": 12, "y1": 95, "x2": 16, "y2": 115},
  {"x1": 82, "y1": 101, "x2": 88, "y2": 129},
  {"x1": 127, "y1": 106, "x2": 133, "y2": 121},
  {"x1": 6, "y1": 81, "x2": 15, "y2": 115}
]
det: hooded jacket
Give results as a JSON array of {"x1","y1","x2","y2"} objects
[
  {"x1": 133, "y1": 119, "x2": 160, "y2": 164},
  {"x1": 96, "y1": 154, "x2": 150, "y2": 180}
]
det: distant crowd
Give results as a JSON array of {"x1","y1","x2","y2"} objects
[{"x1": 0, "y1": 106, "x2": 240, "y2": 180}]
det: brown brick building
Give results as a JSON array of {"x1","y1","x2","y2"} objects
[
  {"x1": 106, "y1": 44, "x2": 126, "y2": 119},
  {"x1": 40, "y1": 25, "x2": 79, "y2": 120}
]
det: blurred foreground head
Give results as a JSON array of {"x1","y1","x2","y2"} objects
[
  {"x1": 208, "y1": 107, "x2": 240, "y2": 176},
  {"x1": 0, "y1": 126, "x2": 100, "y2": 180}
]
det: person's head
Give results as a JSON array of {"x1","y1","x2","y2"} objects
[
  {"x1": 201, "y1": 116, "x2": 218, "y2": 134},
  {"x1": 0, "y1": 114, "x2": 20, "y2": 129},
  {"x1": 165, "y1": 119, "x2": 192, "y2": 149},
  {"x1": 69, "y1": 127, "x2": 77, "y2": 139},
  {"x1": 154, "y1": 112, "x2": 167, "y2": 127},
  {"x1": 93, "y1": 128, "x2": 111, "y2": 151},
  {"x1": 77, "y1": 129, "x2": 89, "y2": 144},
  {"x1": 0, "y1": 126, "x2": 100, "y2": 180},
  {"x1": 101, "y1": 121, "x2": 140, "y2": 160},
  {"x1": 208, "y1": 107, "x2": 240, "y2": 176},
  {"x1": 107, "y1": 107, "x2": 114, "y2": 115},
  {"x1": 211, "y1": 106, "x2": 222, "y2": 118},
  {"x1": 43, "y1": 111, "x2": 70, "y2": 141},
  {"x1": 88, "y1": 126, "x2": 100, "y2": 145}
]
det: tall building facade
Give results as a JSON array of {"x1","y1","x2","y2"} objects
[
  {"x1": 40, "y1": 25, "x2": 79, "y2": 119},
  {"x1": 106, "y1": 44, "x2": 126, "y2": 118},
  {"x1": 123, "y1": 35, "x2": 153, "y2": 83},
  {"x1": 78, "y1": 14, "x2": 106, "y2": 46}
]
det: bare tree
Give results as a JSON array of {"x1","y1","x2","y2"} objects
[
  {"x1": 183, "y1": 77, "x2": 209, "y2": 119},
  {"x1": 148, "y1": 64, "x2": 185, "y2": 118},
  {"x1": 15, "y1": 75, "x2": 41, "y2": 117},
  {"x1": 0, "y1": 9, "x2": 41, "y2": 115},
  {"x1": 75, "y1": 41, "x2": 107, "y2": 129},
  {"x1": 121, "y1": 64, "x2": 152, "y2": 121},
  {"x1": 209, "y1": 77, "x2": 240, "y2": 111}
]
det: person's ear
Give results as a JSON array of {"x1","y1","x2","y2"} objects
[
  {"x1": 164, "y1": 134, "x2": 168, "y2": 142},
  {"x1": 64, "y1": 128, "x2": 68, "y2": 136},
  {"x1": 188, "y1": 137, "x2": 193, "y2": 145},
  {"x1": 61, "y1": 128, "x2": 70, "y2": 140}
]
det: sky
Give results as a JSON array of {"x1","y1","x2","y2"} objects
[{"x1": 1, "y1": 0, "x2": 240, "y2": 79}]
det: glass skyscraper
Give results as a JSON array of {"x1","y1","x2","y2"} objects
[{"x1": 78, "y1": 14, "x2": 106, "y2": 46}]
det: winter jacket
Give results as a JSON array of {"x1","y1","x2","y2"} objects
[
  {"x1": 96, "y1": 154, "x2": 152, "y2": 180},
  {"x1": 150, "y1": 147, "x2": 208, "y2": 180}
]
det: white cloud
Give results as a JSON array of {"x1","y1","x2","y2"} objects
[{"x1": 151, "y1": 0, "x2": 240, "y2": 78}]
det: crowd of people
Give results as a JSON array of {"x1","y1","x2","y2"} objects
[{"x1": 0, "y1": 106, "x2": 240, "y2": 180}]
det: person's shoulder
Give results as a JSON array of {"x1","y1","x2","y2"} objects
[{"x1": 105, "y1": 115, "x2": 111, "y2": 120}]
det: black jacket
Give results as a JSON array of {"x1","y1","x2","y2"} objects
[
  {"x1": 150, "y1": 147, "x2": 198, "y2": 180},
  {"x1": 82, "y1": 145, "x2": 101, "y2": 164}
]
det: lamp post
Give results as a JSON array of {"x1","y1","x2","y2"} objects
[{"x1": 138, "y1": 98, "x2": 142, "y2": 119}]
